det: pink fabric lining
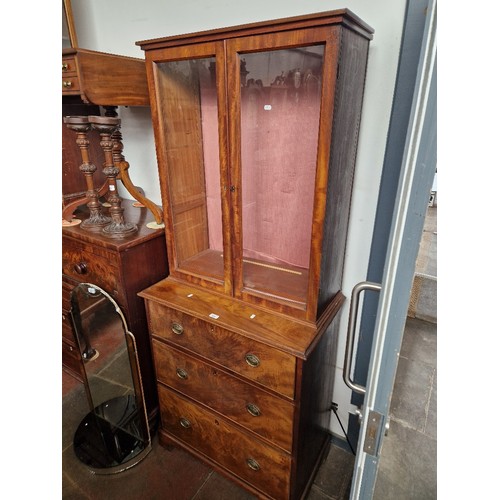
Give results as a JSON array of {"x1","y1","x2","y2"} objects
[
  {"x1": 200, "y1": 85, "x2": 321, "y2": 270},
  {"x1": 241, "y1": 87, "x2": 320, "y2": 269},
  {"x1": 200, "y1": 88, "x2": 223, "y2": 252}
]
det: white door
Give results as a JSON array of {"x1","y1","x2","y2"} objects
[{"x1": 349, "y1": 1, "x2": 436, "y2": 497}]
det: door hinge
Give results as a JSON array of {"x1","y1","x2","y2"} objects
[{"x1": 363, "y1": 410, "x2": 386, "y2": 457}]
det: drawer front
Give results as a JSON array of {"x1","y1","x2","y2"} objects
[
  {"x1": 62, "y1": 56, "x2": 77, "y2": 74},
  {"x1": 147, "y1": 301, "x2": 296, "y2": 399},
  {"x1": 159, "y1": 385, "x2": 291, "y2": 499},
  {"x1": 62, "y1": 310, "x2": 75, "y2": 343},
  {"x1": 62, "y1": 280, "x2": 73, "y2": 321},
  {"x1": 62, "y1": 339, "x2": 84, "y2": 380},
  {"x1": 62, "y1": 241, "x2": 124, "y2": 305},
  {"x1": 153, "y1": 339, "x2": 294, "y2": 451},
  {"x1": 62, "y1": 290, "x2": 71, "y2": 313},
  {"x1": 62, "y1": 75, "x2": 80, "y2": 93}
]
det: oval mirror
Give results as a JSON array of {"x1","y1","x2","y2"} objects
[{"x1": 69, "y1": 283, "x2": 151, "y2": 473}]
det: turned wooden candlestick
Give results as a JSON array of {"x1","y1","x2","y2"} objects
[
  {"x1": 88, "y1": 115, "x2": 138, "y2": 238},
  {"x1": 63, "y1": 115, "x2": 111, "y2": 230}
]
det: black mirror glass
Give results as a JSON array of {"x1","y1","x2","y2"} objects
[{"x1": 69, "y1": 283, "x2": 151, "y2": 473}]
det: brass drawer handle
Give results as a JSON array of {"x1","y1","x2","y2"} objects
[
  {"x1": 245, "y1": 353, "x2": 260, "y2": 368},
  {"x1": 73, "y1": 262, "x2": 87, "y2": 275},
  {"x1": 179, "y1": 417, "x2": 191, "y2": 429},
  {"x1": 246, "y1": 403, "x2": 261, "y2": 417},
  {"x1": 63, "y1": 80, "x2": 73, "y2": 88},
  {"x1": 171, "y1": 322, "x2": 184, "y2": 335},
  {"x1": 246, "y1": 458, "x2": 260, "y2": 471},
  {"x1": 176, "y1": 368, "x2": 188, "y2": 380},
  {"x1": 62, "y1": 62, "x2": 68, "y2": 71}
]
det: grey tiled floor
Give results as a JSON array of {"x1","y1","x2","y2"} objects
[{"x1": 373, "y1": 318, "x2": 437, "y2": 499}]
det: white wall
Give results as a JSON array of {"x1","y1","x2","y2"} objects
[{"x1": 71, "y1": 0, "x2": 406, "y2": 438}]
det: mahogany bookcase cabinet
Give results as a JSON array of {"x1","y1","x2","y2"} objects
[{"x1": 137, "y1": 10, "x2": 373, "y2": 499}]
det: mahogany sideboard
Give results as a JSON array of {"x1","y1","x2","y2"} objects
[
  {"x1": 62, "y1": 200, "x2": 168, "y2": 422},
  {"x1": 62, "y1": 47, "x2": 149, "y2": 106}
]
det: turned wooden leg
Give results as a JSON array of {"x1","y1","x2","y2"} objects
[
  {"x1": 63, "y1": 115, "x2": 111, "y2": 230},
  {"x1": 89, "y1": 115, "x2": 138, "y2": 238}
]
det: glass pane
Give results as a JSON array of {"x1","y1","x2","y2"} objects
[
  {"x1": 156, "y1": 58, "x2": 223, "y2": 281},
  {"x1": 240, "y1": 45, "x2": 324, "y2": 306}
]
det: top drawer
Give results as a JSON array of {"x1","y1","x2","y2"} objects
[
  {"x1": 146, "y1": 301, "x2": 296, "y2": 399},
  {"x1": 62, "y1": 238, "x2": 125, "y2": 306},
  {"x1": 62, "y1": 56, "x2": 77, "y2": 75}
]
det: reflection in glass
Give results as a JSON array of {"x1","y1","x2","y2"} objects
[
  {"x1": 62, "y1": 5, "x2": 71, "y2": 49},
  {"x1": 70, "y1": 284, "x2": 151, "y2": 473},
  {"x1": 155, "y1": 58, "x2": 224, "y2": 282},
  {"x1": 239, "y1": 45, "x2": 325, "y2": 307}
]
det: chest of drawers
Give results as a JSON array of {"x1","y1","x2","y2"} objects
[
  {"x1": 62, "y1": 200, "x2": 168, "y2": 420},
  {"x1": 139, "y1": 279, "x2": 344, "y2": 499}
]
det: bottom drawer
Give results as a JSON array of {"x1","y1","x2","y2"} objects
[{"x1": 158, "y1": 385, "x2": 291, "y2": 499}]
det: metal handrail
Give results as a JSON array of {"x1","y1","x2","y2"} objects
[{"x1": 343, "y1": 281, "x2": 382, "y2": 395}]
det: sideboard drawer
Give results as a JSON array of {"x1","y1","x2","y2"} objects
[
  {"x1": 62, "y1": 338, "x2": 83, "y2": 380},
  {"x1": 62, "y1": 291, "x2": 72, "y2": 313},
  {"x1": 62, "y1": 239, "x2": 124, "y2": 305},
  {"x1": 62, "y1": 311, "x2": 75, "y2": 343},
  {"x1": 62, "y1": 76, "x2": 80, "y2": 93},
  {"x1": 147, "y1": 301, "x2": 296, "y2": 399},
  {"x1": 153, "y1": 339, "x2": 294, "y2": 451},
  {"x1": 159, "y1": 385, "x2": 291, "y2": 499},
  {"x1": 62, "y1": 56, "x2": 77, "y2": 74}
]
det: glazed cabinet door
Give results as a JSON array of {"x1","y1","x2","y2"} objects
[
  {"x1": 147, "y1": 42, "x2": 232, "y2": 295},
  {"x1": 146, "y1": 26, "x2": 343, "y2": 321},
  {"x1": 226, "y1": 27, "x2": 340, "y2": 320}
]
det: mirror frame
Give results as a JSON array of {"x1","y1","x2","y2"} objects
[{"x1": 63, "y1": 0, "x2": 78, "y2": 48}]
